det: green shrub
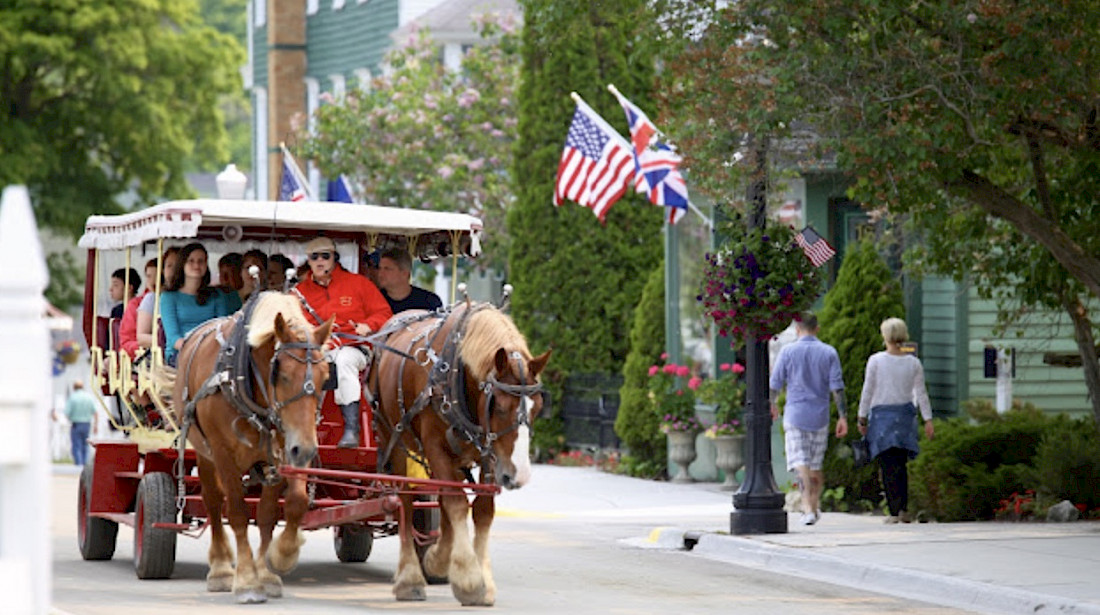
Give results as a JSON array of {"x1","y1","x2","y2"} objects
[
  {"x1": 614, "y1": 260, "x2": 667, "y2": 473},
  {"x1": 910, "y1": 409, "x2": 1051, "y2": 521},
  {"x1": 1032, "y1": 416, "x2": 1100, "y2": 511}
]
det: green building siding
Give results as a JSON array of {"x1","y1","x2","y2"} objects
[
  {"x1": 964, "y1": 289, "x2": 1091, "y2": 417},
  {"x1": 307, "y1": 0, "x2": 399, "y2": 88},
  {"x1": 254, "y1": 23, "x2": 268, "y2": 87},
  {"x1": 920, "y1": 276, "x2": 961, "y2": 415}
]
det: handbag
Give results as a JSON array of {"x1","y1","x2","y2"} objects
[{"x1": 850, "y1": 437, "x2": 872, "y2": 469}]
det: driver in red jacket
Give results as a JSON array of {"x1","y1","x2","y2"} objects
[{"x1": 295, "y1": 236, "x2": 392, "y2": 447}]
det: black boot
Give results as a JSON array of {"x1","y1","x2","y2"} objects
[{"x1": 338, "y1": 403, "x2": 361, "y2": 448}]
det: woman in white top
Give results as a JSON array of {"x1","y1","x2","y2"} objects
[{"x1": 857, "y1": 317, "x2": 935, "y2": 524}]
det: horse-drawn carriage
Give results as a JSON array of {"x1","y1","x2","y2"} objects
[{"x1": 76, "y1": 198, "x2": 549, "y2": 605}]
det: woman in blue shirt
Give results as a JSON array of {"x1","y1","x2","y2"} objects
[{"x1": 160, "y1": 242, "x2": 233, "y2": 365}]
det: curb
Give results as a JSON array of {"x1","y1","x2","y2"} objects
[{"x1": 650, "y1": 528, "x2": 1100, "y2": 615}]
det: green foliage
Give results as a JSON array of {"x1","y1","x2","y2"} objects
[
  {"x1": 511, "y1": 0, "x2": 663, "y2": 416},
  {"x1": 0, "y1": 1, "x2": 243, "y2": 237},
  {"x1": 615, "y1": 261, "x2": 666, "y2": 468},
  {"x1": 529, "y1": 410, "x2": 565, "y2": 463},
  {"x1": 815, "y1": 234, "x2": 905, "y2": 510},
  {"x1": 45, "y1": 251, "x2": 83, "y2": 310},
  {"x1": 910, "y1": 410, "x2": 1055, "y2": 521},
  {"x1": 1032, "y1": 417, "x2": 1100, "y2": 511},
  {"x1": 302, "y1": 19, "x2": 520, "y2": 270}
]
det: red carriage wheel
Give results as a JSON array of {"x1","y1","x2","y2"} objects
[
  {"x1": 78, "y1": 464, "x2": 118, "y2": 560},
  {"x1": 333, "y1": 524, "x2": 373, "y2": 563},
  {"x1": 133, "y1": 472, "x2": 177, "y2": 579}
]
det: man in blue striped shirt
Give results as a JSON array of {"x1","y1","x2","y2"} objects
[{"x1": 769, "y1": 312, "x2": 848, "y2": 526}]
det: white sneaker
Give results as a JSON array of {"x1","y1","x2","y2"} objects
[{"x1": 799, "y1": 512, "x2": 817, "y2": 526}]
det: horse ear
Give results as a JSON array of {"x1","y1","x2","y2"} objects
[
  {"x1": 314, "y1": 315, "x2": 336, "y2": 347},
  {"x1": 528, "y1": 349, "x2": 552, "y2": 378},
  {"x1": 273, "y1": 313, "x2": 294, "y2": 343},
  {"x1": 493, "y1": 347, "x2": 510, "y2": 375}
]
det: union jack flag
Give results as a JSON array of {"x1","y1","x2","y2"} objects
[{"x1": 611, "y1": 88, "x2": 689, "y2": 224}]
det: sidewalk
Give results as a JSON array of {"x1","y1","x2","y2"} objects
[
  {"x1": 646, "y1": 488, "x2": 1100, "y2": 615},
  {"x1": 499, "y1": 465, "x2": 1100, "y2": 615}
]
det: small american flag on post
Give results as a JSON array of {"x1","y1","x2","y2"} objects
[
  {"x1": 795, "y1": 226, "x2": 837, "y2": 267},
  {"x1": 554, "y1": 95, "x2": 635, "y2": 221}
]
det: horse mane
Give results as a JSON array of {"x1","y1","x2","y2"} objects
[
  {"x1": 246, "y1": 292, "x2": 313, "y2": 347},
  {"x1": 459, "y1": 307, "x2": 532, "y2": 381}
]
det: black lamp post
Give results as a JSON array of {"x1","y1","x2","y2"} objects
[{"x1": 730, "y1": 141, "x2": 788, "y2": 535}]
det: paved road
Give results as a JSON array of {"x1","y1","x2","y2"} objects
[{"x1": 50, "y1": 464, "x2": 969, "y2": 614}]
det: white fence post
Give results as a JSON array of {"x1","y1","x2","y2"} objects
[{"x1": 0, "y1": 186, "x2": 52, "y2": 614}]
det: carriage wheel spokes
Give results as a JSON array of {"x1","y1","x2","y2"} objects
[
  {"x1": 78, "y1": 463, "x2": 118, "y2": 561},
  {"x1": 134, "y1": 472, "x2": 178, "y2": 579}
]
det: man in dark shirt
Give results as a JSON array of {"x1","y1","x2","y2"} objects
[{"x1": 375, "y1": 248, "x2": 443, "y2": 314}]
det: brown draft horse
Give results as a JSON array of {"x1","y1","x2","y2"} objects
[
  {"x1": 167, "y1": 292, "x2": 332, "y2": 604},
  {"x1": 370, "y1": 301, "x2": 551, "y2": 606}
]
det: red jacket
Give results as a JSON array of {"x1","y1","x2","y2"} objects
[
  {"x1": 118, "y1": 290, "x2": 149, "y2": 358},
  {"x1": 296, "y1": 264, "x2": 392, "y2": 347}
]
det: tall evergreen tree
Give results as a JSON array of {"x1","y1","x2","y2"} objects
[
  {"x1": 510, "y1": 1, "x2": 663, "y2": 400},
  {"x1": 817, "y1": 234, "x2": 906, "y2": 508},
  {"x1": 615, "y1": 260, "x2": 666, "y2": 473}
]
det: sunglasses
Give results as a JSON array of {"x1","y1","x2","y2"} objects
[{"x1": 309, "y1": 252, "x2": 333, "y2": 261}]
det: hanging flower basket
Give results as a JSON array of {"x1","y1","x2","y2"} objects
[{"x1": 698, "y1": 215, "x2": 823, "y2": 347}]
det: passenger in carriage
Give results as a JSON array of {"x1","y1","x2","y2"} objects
[
  {"x1": 216, "y1": 252, "x2": 244, "y2": 312},
  {"x1": 238, "y1": 248, "x2": 269, "y2": 303},
  {"x1": 267, "y1": 253, "x2": 295, "y2": 291},
  {"x1": 109, "y1": 267, "x2": 141, "y2": 319},
  {"x1": 119, "y1": 248, "x2": 180, "y2": 357},
  {"x1": 295, "y1": 235, "x2": 392, "y2": 448},
  {"x1": 375, "y1": 248, "x2": 443, "y2": 314},
  {"x1": 160, "y1": 242, "x2": 234, "y2": 366}
]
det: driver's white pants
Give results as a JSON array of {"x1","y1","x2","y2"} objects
[{"x1": 326, "y1": 345, "x2": 367, "y2": 405}]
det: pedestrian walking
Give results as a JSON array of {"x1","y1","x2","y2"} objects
[
  {"x1": 63, "y1": 380, "x2": 99, "y2": 466},
  {"x1": 769, "y1": 312, "x2": 848, "y2": 525},
  {"x1": 857, "y1": 317, "x2": 934, "y2": 524}
]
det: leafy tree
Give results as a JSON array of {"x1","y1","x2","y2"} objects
[
  {"x1": 510, "y1": 0, "x2": 663, "y2": 411},
  {"x1": 0, "y1": 1, "x2": 244, "y2": 237},
  {"x1": 657, "y1": 1, "x2": 1100, "y2": 423},
  {"x1": 199, "y1": 0, "x2": 251, "y2": 172},
  {"x1": 301, "y1": 18, "x2": 520, "y2": 270},
  {"x1": 817, "y1": 234, "x2": 906, "y2": 509},
  {"x1": 615, "y1": 260, "x2": 666, "y2": 474}
]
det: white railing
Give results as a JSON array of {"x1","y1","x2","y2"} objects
[{"x1": 0, "y1": 185, "x2": 52, "y2": 614}]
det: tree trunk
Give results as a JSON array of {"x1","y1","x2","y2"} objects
[
  {"x1": 947, "y1": 170, "x2": 1100, "y2": 301},
  {"x1": 1061, "y1": 293, "x2": 1100, "y2": 425}
]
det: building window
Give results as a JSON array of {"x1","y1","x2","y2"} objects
[
  {"x1": 307, "y1": 0, "x2": 318, "y2": 15},
  {"x1": 253, "y1": 87, "x2": 268, "y2": 200},
  {"x1": 253, "y1": 0, "x2": 266, "y2": 27}
]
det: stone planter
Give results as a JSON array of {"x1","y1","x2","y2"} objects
[
  {"x1": 711, "y1": 433, "x2": 746, "y2": 491},
  {"x1": 666, "y1": 430, "x2": 698, "y2": 483}
]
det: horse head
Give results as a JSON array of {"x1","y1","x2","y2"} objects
[
  {"x1": 249, "y1": 293, "x2": 334, "y2": 468},
  {"x1": 481, "y1": 346, "x2": 551, "y2": 490}
]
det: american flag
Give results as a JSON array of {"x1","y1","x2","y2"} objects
[
  {"x1": 279, "y1": 147, "x2": 312, "y2": 202},
  {"x1": 610, "y1": 87, "x2": 689, "y2": 224},
  {"x1": 554, "y1": 99, "x2": 635, "y2": 221},
  {"x1": 795, "y1": 226, "x2": 837, "y2": 267}
]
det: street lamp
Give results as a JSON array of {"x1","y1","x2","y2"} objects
[
  {"x1": 730, "y1": 140, "x2": 787, "y2": 535},
  {"x1": 216, "y1": 164, "x2": 248, "y2": 200}
]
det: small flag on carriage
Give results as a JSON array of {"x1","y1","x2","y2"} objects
[
  {"x1": 279, "y1": 143, "x2": 313, "y2": 202},
  {"x1": 608, "y1": 84, "x2": 690, "y2": 225},
  {"x1": 553, "y1": 93, "x2": 636, "y2": 222},
  {"x1": 795, "y1": 226, "x2": 837, "y2": 267}
]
